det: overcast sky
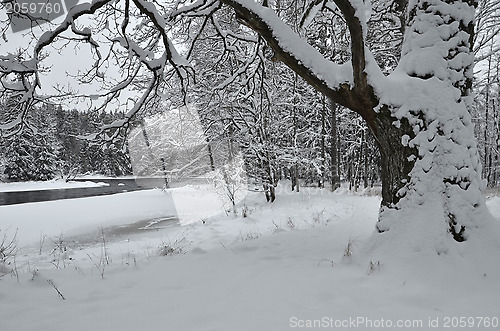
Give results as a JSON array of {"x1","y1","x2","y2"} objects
[{"x1": 1, "y1": 1, "x2": 110, "y2": 110}]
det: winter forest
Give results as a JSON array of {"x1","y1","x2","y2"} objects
[
  {"x1": 1, "y1": 0, "x2": 500, "y2": 329},
  {"x1": 1, "y1": 0, "x2": 500, "y2": 196},
  {"x1": 0, "y1": 104, "x2": 131, "y2": 180}
]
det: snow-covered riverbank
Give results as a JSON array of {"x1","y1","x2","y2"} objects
[
  {"x1": 1, "y1": 183, "x2": 499, "y2": 330},
  {"x1": 0, "y1": 179, "x2": 109, "y2": 192}
]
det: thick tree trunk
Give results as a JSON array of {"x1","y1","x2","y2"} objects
[
  {"x1": 369, "y1": 100, "x2": 489, "y2": 245},
  {"x1": 356, "y1": 0, "x2": 496, "y2": 247},
  {"x1": 370, "y1": 107, "x2": 417, "y2": 209}
]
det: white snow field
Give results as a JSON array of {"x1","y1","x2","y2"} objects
[
  {"x1": 1, "y1": 182, "x2": 499, "y2": 331},
  {"x1": 0, "y1": 179, "x2": 109, "y2": 192}
]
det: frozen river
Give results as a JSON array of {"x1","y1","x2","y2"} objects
[{"x1": 0, "y1": 178, "x2": 144, "y2": 206}]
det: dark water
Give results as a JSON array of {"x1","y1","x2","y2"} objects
[
  {"x1": 0, "y1": 177, "x2": 211, "y2": 206},
  {"x1": 0, "y1": 178, "x2": 145, "y2": 206}
]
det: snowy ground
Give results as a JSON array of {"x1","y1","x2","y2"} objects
[
  {"x1": 1, "y1": 182, "x2": 499, "y2": 330},
  {"x1": 0, "y1": 179, "x2": 109, "y2": 192}
]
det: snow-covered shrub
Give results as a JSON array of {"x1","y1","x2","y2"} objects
[
  {"x1": 47, "y1": 234, "x2": 70, "y2": 268},
  {"x1": 208, "y1": 152, "x2": 248, "y2": 215},
  {"x1": 0, "y1": 228, "x2": 18, "y2": 277},
  {"x1": 158, "y1": 236, "x2": 188, "y2": 256}
]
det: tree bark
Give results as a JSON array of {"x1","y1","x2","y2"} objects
[
  {"x1": 369, "y1": 107, "x2": 417, "y2": 208},
  {"x1": 329, "y1": 100, "x2": 340, "y2": 191},
  {"x1": 320, "y1": 96, "x2": 326, "y2": 189}
]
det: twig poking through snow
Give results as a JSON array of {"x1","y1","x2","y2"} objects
[
  {"x1": 367, "y1": 261, "x2": 381, "y2": 275},
  {"x1": 47, "y1": 279, "x2": 65, "y2": 300},
  {"x1": 343, "y1": 237, "x2": 357, "y2": 258}
]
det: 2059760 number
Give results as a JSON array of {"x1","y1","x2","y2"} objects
[
  {"x1": 443, "y1": 317, "x2": 499, "y2": 328},
  {"x1": 5, "y1": 2, "x2": 62, "y2": 15},
  {"x1": 2, "y1": 0, "x2": 75, "y2": 32}
]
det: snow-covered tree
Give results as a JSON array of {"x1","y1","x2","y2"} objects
[
  {"x1": 2, "y1": 129, "x2": 36, "y2": 181},
  {"x1": 0, "y1": 95, "x2": 57, "y2": 181},
  {"x1": 221, "y1": 0, "x2": 498, "y2": 248},
  {"x1": 0, "y1": 0, "x2": 498, "y2": 249}
]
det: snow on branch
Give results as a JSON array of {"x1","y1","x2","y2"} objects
[
  {"x1": 331, "y1": 0, "x2": 372, "y2": 91},
  {"x1": 223, "y1": 0, "x2": 353, "y2": 88},
  {"x1": 167, "y1": 0, "x2": 221, "y2": 20},
  {"x1": 132, "y1": 0, "x2": 191, "y2": 71},
  {"x1": 0, "y1": 56, "x2": 37, "y2": 75},
  {"x1": 474, "y1": 0, "x2": 500, "y2": 61},
  {"x1": 220, "y1": 0, "x2": 383, "y2": 117},
  {"x1": 34, "y1": 0, "x2": 113, "y2": 59}
]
